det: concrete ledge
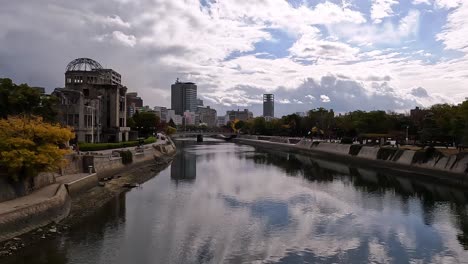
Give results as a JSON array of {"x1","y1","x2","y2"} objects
[
  {"x1": 64, "y1": 173, "x2": 98, "y2": 197},
  {"x1": 0, "y1": 184, "x2": 70, "y2": 242}
]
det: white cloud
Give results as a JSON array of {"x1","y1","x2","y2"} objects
[
  {"x1": 102, "y1": 15, "x2": 131, "y2": 28},
  {"x1": 278, "y1": 99, "x2": 292, "y2": 104},
  {"x1": 289, "y1": 29, "x2": 360, "y2": 62},
  {"x1": 111, "y1": 31, "x2": 136, "y2": 47},
  {"x1": 436, "y1": 2, "x2": 468, "y2": 52},
  {"x1": 209, "y1": 0, "x2": 366, "y2": 35},
  {"x1": 320, "y1": 95, "x2": 331, "y2": 103},
  {"x1": 371, "y1": 0, "x2": 399, "y2": 23},
  {"x1": 330, "y1": 10, "x2": 420, "y2": 45},
  {"x1": 435, "y1": 0, "x2": 462, "y2": 9},
  {"x1": 412, "y1": 0, "x2": 431, "y2": 5}
]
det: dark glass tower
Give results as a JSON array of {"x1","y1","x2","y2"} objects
[
  {"x1": 263, "y1": 94, "x2": 274, "y2": 117},
  {"x1": 171, "y1": 79, "x2": 197, "y2": 115}
]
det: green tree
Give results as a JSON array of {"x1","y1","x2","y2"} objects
[
  {"x1": 234, "y1": 120, "x2": 245, "y2": 132},
  {"x1": 0, "y1": 78, "x2": 58, "y2": 121},
  {"x1": 168, "y1": 118, "x2": 176, "y2": 129},
  {"x1": 130, "y1": 111, "x2": 160, "y2": 138},
  {"x1": 251, "y1": 117, "x2": 266, "y2": 135},
  {"x1": 419, "y1": 113, "x2": 441, "y2": 144}
]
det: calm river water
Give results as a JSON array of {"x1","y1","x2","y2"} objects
[{"x1": 5, "y1": 140, "x2": 468, "y2": 264}]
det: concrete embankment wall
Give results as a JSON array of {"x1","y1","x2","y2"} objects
[
  {"x1": 314, "y1": 143, "x2": 351, "y2": 155},
  {"x1": 0, "y1": 185, "x2": 71, "y2": 242},
  {"x1": 91, "y1": 143, "x2": 176, "y2": 180},
  {"x1": 234, "y1": 137, "x2": 468, "y2": 184}
]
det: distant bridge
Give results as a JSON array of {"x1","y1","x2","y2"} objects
[{"x1": 173, "y1": 131, "x2": 236, "y2": 139}]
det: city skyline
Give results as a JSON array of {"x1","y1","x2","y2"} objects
[{"x1": 1, "y1": 1, "x2": 468, "y2": 117}]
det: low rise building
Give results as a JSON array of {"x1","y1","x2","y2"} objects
[
  {"x1": 196, "y1": 106, "x2": 217, "y2": 127},
  {"x1": 226, "y1": 109, "x2": 253, "y2": 122},
  {"x1": 153, "y1": 106, "x2": 168, "y2": 122},
  {"x1": 217, "y1": 115, "x2": 227, "y2": 127},
  {"x1": 167, "y1": 109, "x2": 183, "y2": 126},
  {"x1": 183, "y1": 111, "x2": 196, "y2": 126},
  {"x1": 126, "y1": 92, "x2": 143, "y2": 118}
]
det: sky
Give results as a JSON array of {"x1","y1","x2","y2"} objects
[{"x1": 1, "y1": 0, "x2": 468, "y2": 117}]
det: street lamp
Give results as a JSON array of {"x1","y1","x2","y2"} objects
[
  {"x1": 406, "y1": 125, "x2": 409, "y2": 145},
  {"x1": 97, "y1": 123, "x2": 101, "y2": 143}
]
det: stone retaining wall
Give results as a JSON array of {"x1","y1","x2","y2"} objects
[
  {"x1": 65, "y1": 173, "x2": 98, "y2": 197},
  {"x1": 61, "y1": 154, "x2": 83, "y2": 175},
  {"x1": 0, "y1": 173, "x2": 58, "y2": 203},
  {"x1": 93, "y1": 156, "x2": 125, "y2": 173},
  {"x1": 0, "y1": 185, "x2": 70, "y2": 242}
]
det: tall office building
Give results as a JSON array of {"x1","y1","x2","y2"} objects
[
  {"x1": 263, "y1": 94, "x2": 274, "y2": 117},
  {"x1": 171, "y1": 79, "x2": 197, "y2": 115}
]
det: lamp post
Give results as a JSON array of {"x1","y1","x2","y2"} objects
[
  {"x1": 97, "y1": 123, "x2": 101, "y2": 143},
  {"x1": 406, "y1": 125, "x2": 409, "y2": 145}
]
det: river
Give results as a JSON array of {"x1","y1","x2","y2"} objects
[{"x1": 5, "y1": 140, "x2": 468, "y2": 263}]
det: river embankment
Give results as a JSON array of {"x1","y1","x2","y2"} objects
[
  {"x1": 0, "y1": 140, "x2": 176, "y2": 257},
  {"x1": 234, "y1": 136, "x2": 468, "y2": 186}
]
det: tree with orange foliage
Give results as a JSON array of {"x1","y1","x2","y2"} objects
[{"x1": 0, "y1": 116, "x2": 75, "y2": 181}]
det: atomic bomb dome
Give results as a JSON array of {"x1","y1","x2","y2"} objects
[{"x1": 66, "y1": 58, "x2": 103, "y2": 72}]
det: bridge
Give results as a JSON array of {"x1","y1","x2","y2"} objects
[{"x1": 173, "y1": 131, "x2": 236, "y2": 140}]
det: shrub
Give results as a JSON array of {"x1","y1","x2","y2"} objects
[
  {"x1": 392, "y1": 149, "x2": 405, "y2": 161},
  {"x1": 377, "y1": 148, "x2": 397, "y2": 160},
  {"x1": 349, "y1": 145, "x2": 363, "y2": 156},
  {"x1": 119, "y1": 150, "x2": 133, "y2": 165},
  {"x1": 412, "y1": 146, "x2": 444, "y2": 164},
  {"x1": 166, "y1": 126, "x2": 176, "y2": 136},
  {"x1": 78, "y1": 137, "x2": 157, "y2": 151},
  {"x1": 144, "y1": 137, "x2": 156, "y2": 144},
  {"x1": 340, "y1": 137, "x2": 353, "y2": 144}
]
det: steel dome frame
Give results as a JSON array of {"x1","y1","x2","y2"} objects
[{"x1": 66, "y1": 58, "x2": 103, "y2": 72}]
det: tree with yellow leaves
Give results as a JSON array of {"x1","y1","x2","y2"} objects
[{"x1": 0, "y1": 116, "x2": 75, "y2": 181}]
